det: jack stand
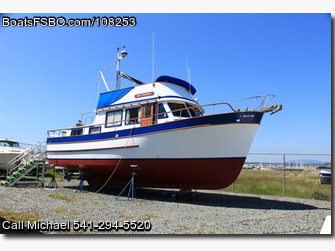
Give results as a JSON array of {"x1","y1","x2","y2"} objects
[
  {"x1": 116, "y1": 165, "x2": 139, "y2": 201},
  {"x1": 74, "y1": 172, "x2": 85, "y2": 193},
  {"x1": 46, "y1": 166, "x2": 58, "y2": 189}
]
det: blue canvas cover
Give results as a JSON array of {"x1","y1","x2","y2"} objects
[
  {"x1": 97, "y1": 87, "x2": 134, "y2": 109},
  {"x1": 155, "y1": 75, "x2": 197, "y2": 95}
]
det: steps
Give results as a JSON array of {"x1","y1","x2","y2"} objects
[{"x1": 1, "y1": 142, "x2": 48, "y2": 187}]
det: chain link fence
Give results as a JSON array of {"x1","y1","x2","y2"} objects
[{"x1": 228, "y1": 152, "x2": 331, "y2": 200}]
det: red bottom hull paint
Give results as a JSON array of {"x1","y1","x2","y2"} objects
[{"x1": 50, "y1": 158, "x2": 245, "y2": 190}]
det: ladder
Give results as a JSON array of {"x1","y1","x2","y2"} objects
[{"x1": 1, "y1": 142, "x2": 48, "y2": 187}]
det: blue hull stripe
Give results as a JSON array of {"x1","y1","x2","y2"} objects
[{"x1": 47, "y1": 112, "x2": 263, "y2": 144}]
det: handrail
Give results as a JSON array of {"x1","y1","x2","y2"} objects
[
  {"x1": 47, "y1": 95, "x2": 274, "y2": 138},
  {"x1": 232, "y1": 94, "x2": 275, "y2": 111},
  {"x1": 6, "y1": 141, "x2": 47, "y2": 178},
  {"x1": 47, "y1": 102, "x2": 237, "y2": 137},
  {"x1": 7, "y1": 142, "x2": 45, "y2": 166}
]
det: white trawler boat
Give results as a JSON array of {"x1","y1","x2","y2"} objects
[
  {"x1": 0, "y1": 139, "x2": 25, "y2": 171},
  {"x1": 47, "y1": 48, "x2": 281, "y2": 189}
]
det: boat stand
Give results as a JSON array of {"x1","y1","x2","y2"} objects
[
  {"x1": 116, "y1": 165, "x2": 139, "y2": 201},
  {"x1": 74, "y1": 172, "x2": 85, "y2": 193},
  {"x1": 45, "y1": 166, "x2": 58, "y2": 189}
]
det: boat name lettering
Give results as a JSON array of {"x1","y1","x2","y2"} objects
[{"x1": 135, "y1": 92, "x2": 155, "y2": 98}]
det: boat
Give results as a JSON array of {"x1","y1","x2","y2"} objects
[
  {"x1": 0, "y1": 139, "x2": 26, "y2": 171},
  {"x1": 46, "y1": 48, "x2": 281, "y2": 190}
]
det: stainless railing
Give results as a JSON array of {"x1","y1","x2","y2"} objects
[
  {"x1": 47, "y1": 95, "x2": 275, "y2": 138},
  {"x1": 232, "y1": 94, "x2": 276, "y2": 111}
]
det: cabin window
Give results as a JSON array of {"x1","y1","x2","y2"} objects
[
  {"x1": 71, "y1": 128, "x2": 83, "y2": 136},
  {"x1": 89, "y1": 126, "x2": 101, "y2": 134},
  {"x1": 168, "y1": 103, "x2": 190, "y2": 117},
  {"x1": 126, "y1": 107, "x2": 140, "y2": 125},
  {"x1": 12, "y1": 142, "x2": 20, "y2": 148},
  {"x1": 142, "y1": 105, "x2": 152, "y2": 118},
  {"x1": 186, "y1": 103, "x2": 203, "y2": 117},
  {"x1": 106, "y1": 110, "x2": 122, "y2": 127},
  {"x1": 158, "y1": 103, "x2": 168, "y2": 119}
]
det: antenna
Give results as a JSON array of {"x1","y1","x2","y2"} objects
[
  {"x1": 186, "y1": 57, "x2": 188, "y2": 82},
  {"x1": 186, "y1": 57, "x2": 191, "y2": 83},
  {"x1": 189, "y1": 67, "x2": 191, "y2": 84},
  {"x1": 152, "y1": 32, "x2": 155, "y2": 82}
]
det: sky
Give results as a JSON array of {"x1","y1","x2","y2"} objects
[{"x1": 0, "y1": 13, "x2": 332, "y2": 162}]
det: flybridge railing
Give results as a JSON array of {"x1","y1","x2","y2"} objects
[
  {"x1": 47, "y1": 95, "x2": 273, "y2": 138},
  {"x1": 18, "y1": 143, "x2": 33, "y2": 149}
]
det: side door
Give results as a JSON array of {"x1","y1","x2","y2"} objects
[{"x1": 140, "y1": 103, "x2": 157, "y2": 127}]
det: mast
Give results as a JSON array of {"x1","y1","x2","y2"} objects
[
  {"x1": 99, "y1": 46, "x2": 128, "y2": 92},
  {"x1": 116, "y1": 47, "x2": 120, "y2": 89},
  {"x1": 116, "y1": 46, "x2": 128, "y2": 90}
]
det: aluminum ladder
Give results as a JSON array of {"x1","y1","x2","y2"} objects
[{"x1": 1, "y1": 142, "x2": 48, "y2": 187}]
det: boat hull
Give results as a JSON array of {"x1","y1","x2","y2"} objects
[
  {"x1": 50, "y1": 158, "x2": 245, "y2": 189},
  {"x1": 47, "y1": 112, "x2": 263, "y2": 189},
  {"x1": 0, "y1": 151, "x2": 24, "y2": 171}
]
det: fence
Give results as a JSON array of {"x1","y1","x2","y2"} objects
[{"x1": 229, "y1": 152, "x2": 331, "y2": 199}]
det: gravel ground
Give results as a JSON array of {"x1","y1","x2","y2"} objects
[{"x1": 0, "y1": 177, "x2": 331, "y2": 235}]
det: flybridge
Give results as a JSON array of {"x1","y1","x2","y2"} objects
[
  {"x1": 96, "y1": 75, "x2": 197, "y2": 109},
  {"x1": 99, "y1": 46, "x2": 196, "y2": 95},
  {"x1": 155, "y1": 76, "x2": 197, "y2": 95}
]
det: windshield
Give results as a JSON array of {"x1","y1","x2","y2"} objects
[
  {"x1": 0, "y1": 141, "x2": 20, "y2": 148},
  {"x1": 167, "y1": 102, "x2": 203, "y2": 118},
  {"x1": 168, "y1": 103, "x2": 190, "y2": 117},
  {"x1": 186, "y1": 103, "x2": 203, "y2": 117}
]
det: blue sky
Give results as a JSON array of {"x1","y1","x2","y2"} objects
[{"x1": 0, "y1": 13, "x2": 331, "y2": 159}]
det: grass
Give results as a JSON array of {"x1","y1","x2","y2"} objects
[
  {"x1": 140, "y1": 214, "x2": 158, "y2": 220},
  {"x1": 44, "y1": 169, "x2": 65, "y2": 181},
  {"x1": 222, "y1": 169, "x2": 331, "y2": 201},
  {"x1": 54, "y1": 208, "x2": 79, "y2": 215},
  {"x1": 0, "y1": 210, "x2": 39, "y2": 223},
  {"x1": 48, "y1": 192, "x2": 75, "y2": 202}
]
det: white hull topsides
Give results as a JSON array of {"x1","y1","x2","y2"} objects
[
  {"x1": 47, "y1": 122, "x2": 260, "y2": 160},
  {"x1": 0, "y1": 139, "x2": 25, "y2": 171},
  {"x1": 0, "y1": 153, "x2": 22, "y2": 170}
]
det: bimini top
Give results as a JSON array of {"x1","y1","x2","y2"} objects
[
  {"x1": 96, "y1": 75, "x2": 197, "y2": 109},
  {"x1": 97, "y1": 87, "x2": 134, "y2": 109},
  {"x1": 155, "y1": 75, "x2": 196, "y2": 95}
]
